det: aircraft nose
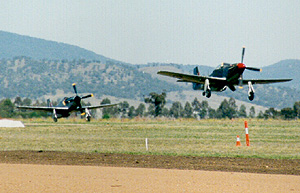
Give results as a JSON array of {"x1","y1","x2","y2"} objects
[{"x1": 237, "y1": 63, "x2": 246, "y2": 69}]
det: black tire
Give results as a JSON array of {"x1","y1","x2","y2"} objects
[
  {"x1": 248, "y1": 92, "x2": 254, "y2": 101},
  {"x1": 206, "y1": 90, "x2": 211, "y2": 98}
]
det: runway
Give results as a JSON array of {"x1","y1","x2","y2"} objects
[{"x1": 1, "y1": 163, "x2": 300, "y2": 192}]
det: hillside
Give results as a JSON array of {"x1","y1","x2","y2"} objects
[
  {"x1": 0, "y1": 57, "x2": 182, "y2": 100},
  {"x1": 0, "y1": 31, "x2": 113, "y2": 63}
]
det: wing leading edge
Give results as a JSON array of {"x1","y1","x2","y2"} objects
[
  {"x1": 157, "y1": 71, "x2": 226, "y2": 84},
  {"x1": 82, "y1": 103, "x2": 118, "y2": 110},
  {"x1": 17, "y1": 106, "x2": 68, "y2": 111},
  {"x1": 242, "y1": 79, "x2": 292, "y2": 85}
]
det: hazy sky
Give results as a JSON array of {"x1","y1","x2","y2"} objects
[{"x1": 1, "y1": 0, "x2": 299, "y2": 67}]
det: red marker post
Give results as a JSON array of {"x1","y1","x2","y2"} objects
[
  {"x1": 236, "y1": 135, "x2": 241, "y2": 147},
  {"x1": 244, "y1": 121, "x2": 250, "y2": 146}
]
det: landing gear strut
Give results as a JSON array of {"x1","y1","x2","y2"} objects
[
  {"x1": 248, "y1": 81, "x2": 255, "y2": 101},
  {"x1": 85, "y1": 108, "x2": 91, "y2": 122},
  {"x1": 53, "y1": 109, "x2": 58, "y2": 122},
  {"x1": 203, "y1": 79, "x2": 211, "y2": 98}
]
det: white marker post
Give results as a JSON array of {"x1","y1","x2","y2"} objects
[{"x1": 145, "y1": 138, "x2": 148, "y2": 151}]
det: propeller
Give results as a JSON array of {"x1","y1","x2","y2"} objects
[
  {"x1": 238, "y1": 47, "x2": 262, "y2": 88},
  {"x1": 246, "y1": 67, "x2": 262, "y2": 72},
  {"x1": 241, "y1": 46, "x2": 245, "y2": 63},
  {"x1": 73, "y1": 83, "x2": 78, "y2": 96},
  {"x1": 72, "y1": 83, "x2": 94, "y2": 115},
  {"x1": 81, "y1": 94, "x2": 93, "y2": 99}
]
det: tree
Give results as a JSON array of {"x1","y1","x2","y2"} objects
[
  {"x1": 238, "y1": 105, "x2": 247, "y2": 118},
  {"x1": 217, "y1": 98, "x2": 237, "y2": 119},
  {"x1": 281, "y1": 108, "x2": 296, "y2": 120},
  {"x1": 0, "y1": 98, "x2": 15, "y2": 118},
  {"x1": 144, "y1": 92, "x2": 166, "y2": 117},
  {"x1": 208, "y1": 107, "x2": 217, "y2": 119},
  {"x1": 128, "y1": 106, "x2": 136, "y2": 118},
  {"x1": 22, "y1": 98, "x2": 32, "y2": 106},
  {"x1": 169, "y1": 101, "x2": 183, "y2": 118},
  {"x1": 293, "y1": 101, "x2": 300, "y2": 119},
  {"x1": 191, "y1": 98, "x2": 201, "y2": 118},
  {"x1": 14, "y1": 97, "x2": 23, "y2": 106},
  {"x1": 161, "y1": 107, "x2": 169, "y2": 117},
  {"x1": 249, "y1": 106, "x2": 256, "y2": 118},
  {"x1": 183, "y1": 102, "x2": 193, "y2": 118},
  {"x1": 199, "y1": 101, "x2": 209, "y2": 119},
  {"x1": 135, "y1": 103, "x2": 146, "y2": 117},
  {"x1": 119, "y1": 101, "x2": 130, "y2": 118},
  {"x1": 191, "y1": 98, "x2": 209, "y2": 119},
  {"x1": 263, "y1": 108, "x2": 279, "y2": 119},
  {"x1": 146, "y1": 104, "x2": 155, "y2": 117}
]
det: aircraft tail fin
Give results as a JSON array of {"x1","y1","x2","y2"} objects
[
  {"x1": 193, "y1": 66, "x2": 200, "y2": 76},
  {"x1": 47, "y1": 99, "x2": 53, "y2": 107},
  {"x1": 192, "y1": 67, "x2": 202, "y2": 90}
]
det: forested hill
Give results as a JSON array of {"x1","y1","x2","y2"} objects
[
  {"x1": 0, "y1": 31, "x2": 114, "y2": 62},
  {"x1": 0, "y1": 57, "x2": 182, "y2": 100}
]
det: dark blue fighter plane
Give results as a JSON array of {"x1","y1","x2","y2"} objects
[
  {"x1": 17, "y1": 83, "x2": 117, "y2": 122},
  {"x1": 157, "y1": 47, "x2": 292, "y2": 101}
]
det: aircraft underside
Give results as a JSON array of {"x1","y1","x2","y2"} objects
[{"x1": 192, "y1": 80, "x2": 255, "y2": 101}]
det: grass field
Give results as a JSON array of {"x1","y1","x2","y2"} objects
[{"x1": 0, "y1": 118, "x2": 299, "y2": 159}]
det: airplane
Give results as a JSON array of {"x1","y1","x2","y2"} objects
[
  {"x1": 157, "y1": 47, "x2": 292, "y2": 101},
  {"x1": 17, "y1": 83, "x2": 118, "y2": 122}
]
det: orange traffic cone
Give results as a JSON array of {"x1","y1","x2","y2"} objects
[{"x1": 236, "y1": 135, "x2": 241, "y2": 146}]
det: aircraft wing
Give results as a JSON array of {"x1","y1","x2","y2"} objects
[
  {"x1": 82, "y1": 103, "x2": 118, "y2": 110},
  {"x1": 17, "y1": 106, "x2": 68, "y2": 111},
  {"x1": 157, "y1": 71, "x2": 226, "y2": 84},
  {"x1": 241, "y1": 79, "x2": 292, "y2": 85}
]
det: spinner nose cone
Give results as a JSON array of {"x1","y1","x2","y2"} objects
[{"x1": 237, "y1": 63, "x2": 246, "y2": 69}]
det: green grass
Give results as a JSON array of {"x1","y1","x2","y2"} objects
[{"x1": 0, "y1": 118, "x2": 299, "y2": 159}]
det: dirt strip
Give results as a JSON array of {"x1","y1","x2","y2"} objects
[
  {"x1": 0, "y1": 151, "x2": 299, "y2": 175},
  {"x1": 1, "y1": 164, "x2": 300, "y2": 193}
]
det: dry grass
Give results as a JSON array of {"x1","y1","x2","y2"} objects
[{"x1": 0, "y1": 118, "x2": 299, "y2": 159}]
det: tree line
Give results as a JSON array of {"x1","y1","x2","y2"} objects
[{"x1": 1, "y1": 94, "x2": 298, "y2": 120}]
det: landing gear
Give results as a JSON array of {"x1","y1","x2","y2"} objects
[
  {"x1": 53, "y1": 109, "x2": 58, "y2": 122},
  {"x1": 85, "y1": 108, "x2": 91, "y2": 122},
  {"x1": 248, "y1": 91, "x2": 254, "y2": 101},
  {"x1": 248, "y1": 81, "x2": 255, "y2": 101},
  {"x1": 203, "y1": 79, "x2": 211, "y2": 98}
]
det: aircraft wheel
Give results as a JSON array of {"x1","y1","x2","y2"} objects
[
  {"x1": 248, "y1": 91, "x2": 254, "y2": 101},
  {"x1": 86, "y1": 116, "x2": 91, "y2": 122},
  {"x1": 206, "y1": 90, "x2": 211, "y2": 98},
  {"x1": 53, "y1": 117, "x2": 58, "y2": 122},
  {"x1": 202, "y1": 92, "x2": 205, "y2": 96}
]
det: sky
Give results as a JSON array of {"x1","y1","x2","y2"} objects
[{"x1": 1, "y1": 0, "x2": 300, "y2": 67}]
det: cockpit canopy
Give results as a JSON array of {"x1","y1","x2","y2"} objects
[{"x1": 215, "y1": 63, "x2": 232, "y2": 70}]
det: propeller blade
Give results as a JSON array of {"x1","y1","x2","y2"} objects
[
  {"x1": 241, "y1": 46, "x2": 245, "y2": 63},
  {"x1": 81, "y1": 94, "x2": 93, "y2": 99},
  {"x1": 246, "y1": 67, "x2": 262, "y2": 72},
  {"x1": 72, "y1": 83, "x2": 78, "y2": 95}
]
